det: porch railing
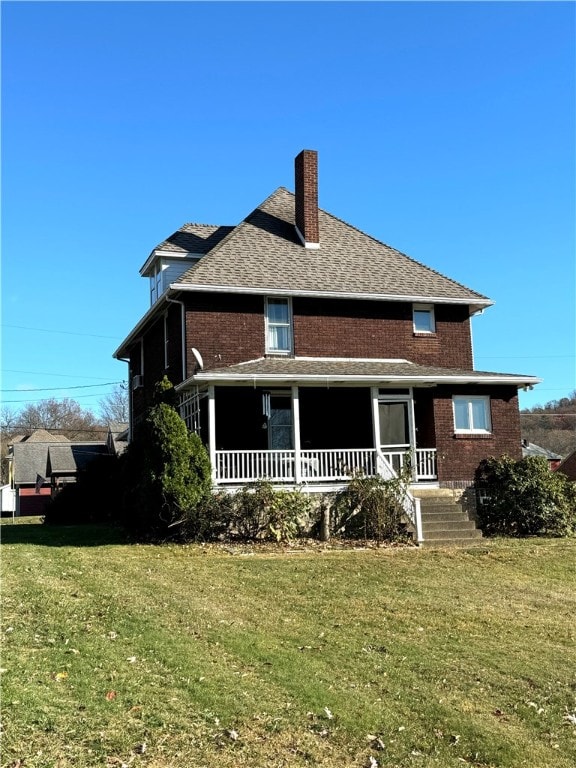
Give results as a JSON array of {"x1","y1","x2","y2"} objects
[{"x1": 214, "y1": 448, "x2": 436, "y2": 484}]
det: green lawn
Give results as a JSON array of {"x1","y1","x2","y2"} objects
[{"x1": 1, "y1": 519, "x2": 575, "y2": 768}]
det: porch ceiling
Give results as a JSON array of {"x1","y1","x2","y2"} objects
[{"x1": 176, "y1": 356, "x2": 541, "y2": 390}]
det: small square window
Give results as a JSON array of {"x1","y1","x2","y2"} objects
[
  {"x1": 453, "y1": 396, "x2": 491, "y2": 433},
  {"x1": 413, "y1": 304, "x2": 435, "y2": 333},
  {"x1": 266, "y1": 298, "x2": 292, "y2": 354}
]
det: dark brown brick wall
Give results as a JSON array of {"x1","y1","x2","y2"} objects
[
  {"x1": 180, "y1": 294, "x2": 473, "y2": 370},
  {"x1": 294, "y1": 298, "x2": 473, "y2": 368},
  {"x1": 433, "y1": 385, "x2": 522, "y2": 483},
  {"x1": 183, "y1": 293, "x2": 264, "y2": 376}
]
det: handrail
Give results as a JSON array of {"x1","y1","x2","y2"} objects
[{"x1": 376, "y1": 451, "x2": 423, "y2": 545}]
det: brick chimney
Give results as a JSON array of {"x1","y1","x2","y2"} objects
[{"x1": 294, "y1": 149, "x2": 320, "y2": 249}]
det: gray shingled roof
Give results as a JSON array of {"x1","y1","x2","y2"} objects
[
  {"x1": 47, "y1": 444, "x2": 109, "y2": 475},
  {"x1": 521, "y1": 441, "x2": 563, "y2": 461},
  {"x1": 12, "y1": 442, "x2": 53, "y2": 485},
  {"x1": 173, "y1": 188, "x2": 490, "y2": 304},
  {"x1": 12, "y1": 441, "x2": 108, "y2": 484},
  {"x1": 155, "y1": 224, "x2": 234, "y2": 255},
  {"x1": 181, "y1": 356, "x2": 539, "y2": 387},
  {"x1": 21, "y1": 429, "x2": 70, "y2": 443}
]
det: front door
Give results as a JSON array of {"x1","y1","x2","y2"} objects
[
  {"x1": 268, "y1": 394, "x2": 293, "y2": 450},
  {"x1": 378, "y1": 399, "x2": 411, "y2": 473}
]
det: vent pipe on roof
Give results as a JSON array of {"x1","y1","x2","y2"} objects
[{"x1": 294, "y1": 149, "x2": 320, "y2": 249}]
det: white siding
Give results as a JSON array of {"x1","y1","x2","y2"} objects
[{"x1": 160, "y1": 258, "x2": 199, "y2": 295}]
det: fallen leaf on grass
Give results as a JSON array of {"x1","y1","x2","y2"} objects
[
  {"x1": 52, "y1": 671, "x2": 68, "y2": 682},
  {"x1": 105, "y1": 690, "x2": 117, "y2": 701}
]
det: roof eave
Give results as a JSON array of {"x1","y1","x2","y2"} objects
[
  {"x1": 170, "y1": 282, "x2": 493, "y2": 310},
  {"x1": 113, "y1": 292, "x2": 172, "y2": 360},
  {"x1": 177, "y1": 372, "x2": 541, "y2": 389}
]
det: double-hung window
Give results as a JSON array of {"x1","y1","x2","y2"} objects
[
  {"x1": 266, "y1": 298, "x2": 292, "y2": 354},
  {"x1": 413, "y1": 304, "x2": 435, "y2": 334},
  {"x1": 453, "y1": 395, "x2": 491, "y2": 433}
]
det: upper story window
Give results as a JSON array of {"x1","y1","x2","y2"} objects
[
  {"x1": 453, "y1": 395, "x2": 491, "y2": 433},
  {"x1": 265, "y1": 298, "x2": 292, "y2": 354},
  {"x1": 150, "y1": 263, "x2": 163, "y2": 305},
  {"x1": 413, "y1": 304, "x2": 435, "y2": 334}
]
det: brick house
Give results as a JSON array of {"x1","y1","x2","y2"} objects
[{"x1": 114, "y1": 150, "x2": 539, "y2": 540}]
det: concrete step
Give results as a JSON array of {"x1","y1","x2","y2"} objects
[
  {"x1": 423, "y1": 520, "x2": 477, "y2": 533},
  {"x1": 423, "y1": 526, "x2": 483, "y2": 540},
  {"x1": 421, "y1": 536, "x2": 485, "y2": 548},
  {"x1": 421, "y1": 511, "x2": 469, "y2": 523}
]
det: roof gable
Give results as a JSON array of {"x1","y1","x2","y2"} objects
[{"x1": 173, "y1": 188, "x2": 490, "y2": 306}]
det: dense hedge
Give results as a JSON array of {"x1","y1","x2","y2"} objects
[{"x1": 475, "y1": 455, "x2": 576, "y2": 537}]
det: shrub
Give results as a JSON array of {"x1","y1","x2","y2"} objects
[
  {"x1": 121, "y1": 380, "x2": 212, "y2": 540},
  {"x1": 331, "y1": 472, "x2": 410, "y2": 544},
  {"x1": 182, "y1": 481, "x2": 314, "y2": 543},
  {"x1": 475, "y1": 455, "x2": 576, "y2": 537}
]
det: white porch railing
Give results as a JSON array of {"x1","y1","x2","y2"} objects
[
  {"x1": 376, "y1": 451, "x2": 423, "y2": 544},
  {"x1": 214, "y1": 448, "x2": 436, "y2": 484}
]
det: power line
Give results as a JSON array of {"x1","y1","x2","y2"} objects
[
  {"x1": 2, "y1": 390, "x2": 122, "y2": 405},
  {"x1": 3, "y1": 368, "x2": 121, "y2": 381},
  {"x1": 2, "y1": 323, "x2": 121, "y2": 340},
  {"x1": 1, "y1": 381, "x2": 125, "y2": 393}
]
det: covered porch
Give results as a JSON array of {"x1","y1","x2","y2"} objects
[{"x1": 179, "y1": 382, "x2": 438, "y2": 488}]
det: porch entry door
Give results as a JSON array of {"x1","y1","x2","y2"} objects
[
  {"x1": 378, "y1": 399, "x2": 411, "y2": 473},
  {"x1": 267, "y1": 394, "x2": 293, "y2": 450}
]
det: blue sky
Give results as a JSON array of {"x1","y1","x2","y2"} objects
[{"x1": 2, "y1": 0, "x2": 574, "y2": 419}]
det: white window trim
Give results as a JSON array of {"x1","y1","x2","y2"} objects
[
  {"x1": 413, "y1": 303, "x2": 436, "y2": 334},
  {"x1": 265, "y1": 297, "x2": 293, "y2": 355},
  {"x1": 150, "y1": 262, "x2": 166, "y2": 306},
  {"x1": 452, "y1": 395, "x2": 492, "y2": 434}
]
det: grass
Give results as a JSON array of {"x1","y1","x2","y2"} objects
[{"x1": 1, "y1": 519, "x2": 575, "y2": 767}]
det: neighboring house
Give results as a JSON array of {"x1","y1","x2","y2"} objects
[
  {"x1": 521, "y1": 439, "x2": 563, "y2": 471},
  {"x1": 7, "y1": 430, "x2": 109, "y2": 516},
  {"x1": 106, "y1": 421, "x2": 129, "y2": 457},
  {"x1": 556, "y1": 449, "x2": 576, "y2": 481},
  {"x1": 114, "y1": 149, "x2": 540, "y2": 507}
]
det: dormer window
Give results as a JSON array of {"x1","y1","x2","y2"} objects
[
  {"x1": 150, "y1": 262, "x2": 164, "y2": 305},
  {"x1": 265, "y1": 298, "x2": 292, "y2": 354},
  {"x1": 413, "y1": 304, "x2": 435, "y2": 334}
]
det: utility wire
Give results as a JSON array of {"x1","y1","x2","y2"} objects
[
  {"x1": 1, "y1": 381, "x2": 125, "y2": 393},
  {"x1": 2, "y1": 390, "x2": 122, "y2": 404},
  {"x1": 2, "y1": 323, "x2": 121, "y2": 340},
  {"x1": 3, "y1": 368, "x2": 120, "y2": 381}
]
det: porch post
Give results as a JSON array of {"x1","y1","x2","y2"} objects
[
  {"x1": 408, "y1": 389, "x2": 417, "y2": 482},
  {"x1": 292, "y1": 385, "x2": 301, "y2": 484},
  {"x1": 208, "y1": 385, "x2": 217, "y2": 483},
  {"x1": 371, "y1": 386, "x2": 380, "y2": 466}
]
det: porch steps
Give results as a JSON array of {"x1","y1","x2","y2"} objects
[{"x1": 413, "y1": 489, "x2": 483, "y2": 547}]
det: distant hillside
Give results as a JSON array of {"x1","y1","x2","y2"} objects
[{"x1": 521, "y1": 391, "x2": 576, "y2": 458}]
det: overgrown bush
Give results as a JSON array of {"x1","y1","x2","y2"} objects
[
  {"x1": 331, "y1": 472, "x2": 411, "y2": 544},
  {"x1": 121, "y1": 378, "x2": 212, "y2": 540},
  {"x1": 475, "y1": 455, "x2": 576, "y2": 537},
  {"x1": 182, "y1": 480, "x2": 314, "y2": 543}
]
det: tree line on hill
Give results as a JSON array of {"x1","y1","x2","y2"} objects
[{"x1": 520, "y1": 390, "x2": 576, "y2": 459}]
